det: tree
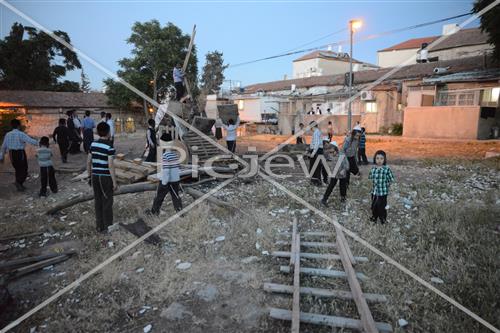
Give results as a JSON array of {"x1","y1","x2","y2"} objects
[
  {"x1": 0, "y1": 22, "x2": 81, "y2": 91},
  {"x1": 473, "y1": 0, "x2": 500, "y2": 61},
  {"x1": 200, "y1": 51, "x2": 228, "y2": 95},
  {"x1": 104, "y1": 20, "x2": 198, "y2": 118},
  {"x1": 80, "y1": 69, "x2": 91, "y2": 93}
]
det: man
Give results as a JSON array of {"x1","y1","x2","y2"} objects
[
  {"x1": 308, "y1": 121, "x2": 327, "y2": 185},
  {"x1": 52, "y1": 118, "x2": 71, "y2": 163},
  {"x1": 105, "y1": 113, "x2": 115, "y2": 146},
  {"x1": 0, "y1": 119, "x2": 38, "y2": 191},
  {"x1": 100, "y1": 111, "x2": 106, "y2": 123},
  {"x1": 67, "y1": 110, "x2": 82, "y2": 154},
  {"x1": 173, "y1": 63, "x2": 185, "y2": 101},
  {"x1": 218, "y1": 116, "x2": 240, "y2": 153},
  {"x1": 316, "y1": 106, "x2": 322, "y2": 115},
  {"x1": 88, "y1": 122, "x2": 117, "y2": 233},
  {"x1": 145, "y1": 119, "x2": 157, "y2": 162},
  {"x1": 82, "y1": 110, "x2": 95, "y2": 153}
]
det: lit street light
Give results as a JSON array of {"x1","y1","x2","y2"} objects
[{"x1": 347, "y1": 19, "x2": 362, "y2": 131}]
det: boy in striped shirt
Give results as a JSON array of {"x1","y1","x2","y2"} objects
[
  {"x1": 87, "y1": 122, "x2": 117, "y2": 233},
  {"x1": 150, "y1": 137, "x2": 183, "y2": 215}
]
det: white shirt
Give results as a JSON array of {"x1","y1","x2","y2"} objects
[
  {"x1": 310, "y1": 128, "x2": 322, "y2": 154},
  {"x1": 353, "y1": 124, "x2": 362, "y2": 131},
  {"x1": 107, "y1": 119, "x2": 115, "y2": 137},
  {"x1": 221, "y1": 117, "x2": 240, "y2": 141},
  {"x1": 73, "y1": 117, "x2": 82, "y2": 129}
]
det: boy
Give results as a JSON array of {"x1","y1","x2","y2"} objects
[
  {"x1": 53, "y1": 118, "x2": 71, "y2": 163},
  {"x1": 296, "y1": 123, "x2": 305, "y2": 145},
  {"x1": 0, "y1": 119, "x2": 38, "y2": 191},
  {"x1": 309, "y1": 121, "x2": 325, "y2": 186},
  {"x1": 150, "y1": 134, "x2": 183, "y2": 215},
  {"x1": 145, "y1": 119, "x2": 157, "y2": 162},
  {"x1": 358, "y1": 127, "x2": 368, "y2": 165},
  {"x1": 342, "y1": 129, "x2": 362, "y2": 186},
  {"x1": 87, "y1": 122, "x2": 118, "y2": 233},
  {"x1": 218, "y1": 116, "x2": 240, "y2": 153},
  {"x1": 321, "y1": 141, "x2": 349, "y2": 206},
  {"x1": 368, "y1": 150, "x2": 395, "y2": 224},
  {"x1": 37, "y1": 137, "x2": 57, "y2": 197}
]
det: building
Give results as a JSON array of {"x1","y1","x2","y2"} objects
[
  {"x1": 239, "y1": 55, "x2": 499, "y2": 139},
  {"x1": 293, "y1": 50, "x2": 378, "y2": 78},
  {"x1": 377, "y1": 25, "x2": 492, "y2": 68},
  {"x1": 0, "y1": 90, "x2": 142, "y2": 137}
]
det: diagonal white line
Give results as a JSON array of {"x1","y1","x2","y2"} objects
[
  {"x1": 257, "y1": 169, "x2": 500, "y2": 333},
  {"x1": 258, "y1": 0, "x2": 500, "y2": 162},
  {"x1": 0, "y1": 174, "x2": 242, "y2": 333},
  {"x1": 0, "y1": 0, "x2": 249, "y2": 169}
]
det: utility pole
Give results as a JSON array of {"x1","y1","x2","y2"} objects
[{"x1": 347, "y1": 19, "x2": 362, "y2": 132}]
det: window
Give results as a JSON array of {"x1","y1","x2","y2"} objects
[
  {"x1": 458, "y1": 92, "x2": 474, "y2": 106},
  {"x1": 365, "y1": 102, "x2": 377, "y2": 113},
  {"x1": 481, "y1": 87, "x2": 500, "y2": 104}
]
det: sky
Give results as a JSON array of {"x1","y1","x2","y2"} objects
[{"x1": 0, "y1": 0, "x2": 479, "y2": 90}]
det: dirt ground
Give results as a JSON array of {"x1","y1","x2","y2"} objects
[{"x1": 0, "y1": 131, "x2": 499, "y2": 333}]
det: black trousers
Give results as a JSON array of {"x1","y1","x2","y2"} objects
[
  {"x1": 152, "y1": 181, "x2": 183, "y2": 214},
  {"x1": 323, "y1": 177, "x2": 348, "y2": 201},
  {"x1": 58, "y1": 142, "x2": 69, "y2": 162},
  {"x1": 227, "y1": 140, "x2": 236, "y2": 153},
  {"x1": 83, "y1": 128, "x2": 94, "y2": 153},
  {"x1": 10, "y1": 150, "x2": 28, "y2": 185},
  {"x1": 296, "y1": 137, "x2": 303, "y2": 144},
  {"x1": 40, "y1": 166, "x2": 57, "y2": 195},
  {"x1": 175, "y1": 82, "x2": 185, "y2": 100},
  {"x1": 92, "y1": 175, "x2": 114, "y2": 232},
  {"x1": 346, "y1": 156, "x2": 359, "y2": 186},
  {"x1": 371, "y1": 195, "x2": 387, "y2": 222},
  {"x1": 310, "y1": 148, "x2": 328, "y2": 183},
  {"x1": 145, "y1": 145, "x2": 157, "y2": 162},
  {"x1": 358, "y1": 147, "x2": 368, "y2": 164}
]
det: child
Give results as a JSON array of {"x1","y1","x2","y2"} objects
[
  {"x1": 296, "y1": 123, "x2": 305, "y2": 145},
  {"x1": 342, "y1": 129, "x2": 362, "y2": 186},
  {"x1": 321, "y1": 141, "x2": 349, "y2": 207},
  {"x1": 358, "y1": 127, "x2": 368, "y2": 165},
  {"x1": 368, "y1": 150, "x2": 395, "y2": 224},
  {"x1": 150, "y1": 134, "x2": 183, "y2": 215},
  {"x1": 218, "y1": 116, "x2": 240, "y2": 153},
  {"x1": 145, "y1": 119, "x2": 157, "y2": 162},
  {"x1": 37, "y1": 137, "x2": 58, "y2": 197},
  {"x1": 53, "y1": 118, "x2": 71, "y2": 163},
  {"x1": 87, "y1": 122, "x2": 118, "y2": 233}
]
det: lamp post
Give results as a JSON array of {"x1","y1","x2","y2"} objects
[{"x1": 347, "y1": 19, "x2": 362, "y2": 131}]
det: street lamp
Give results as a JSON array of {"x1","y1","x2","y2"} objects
[{"x1": 347, "y1": 19, "x2": 362, "y2": 131}]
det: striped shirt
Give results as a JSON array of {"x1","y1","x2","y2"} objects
[
  {"x1": 36, "y1": 147, "x2": 53, "y2": 167},
  {"x1": 161, "y1": 150, "x2": 180, "y2": 184},
  {"x1": 1, "y1": 129, "x2": 38, "y2": 157},
  {"x1": 310, "y1": 128, "x2": 322, "y2": 154},
  {"x1": 359, "y1": 133, "x2": 366, "y2": 149},
  {"x1": 90, "y1": 139, "x2": 115, "y2": 176}
]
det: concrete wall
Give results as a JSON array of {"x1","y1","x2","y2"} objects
[
  {"x1": 403, "y1": 106, "x2": 481, "y2": 139},
  {"x1": 377, "y1": 48, "x2": 418, "y2": 68},
  {"x1": 301, "y1": 114, "x2": 361, "y2": 136}
]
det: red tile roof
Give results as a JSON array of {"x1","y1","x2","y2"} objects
[
  {"x1": 0, "y1": 90, "x2": 111, "y2": 108},
  {"x1": 379, "y1": 36, "x2": 439, "y2": 52},
  {"x1": 243, "y1": 55, "x2": 498, "y2": 94}
]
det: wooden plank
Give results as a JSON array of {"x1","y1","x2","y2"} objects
[
  {"x1": 336, "y1": 226, "x2": 356, "y2": 265},
  {"x1": 0, "y1": 250, "x2": 76, "y2": 270},
  {"x1": 181, "y1": 25, "x2": 196, "y2": 98},
  {"x1": 280, "y1": 266, "x2": 367, "y2": 281},
  {"x1": 280, "y1": 231, "x2": 331, "y2": 238},
  {"x1": 272, "y1": 251, "x2": 368, "y2": 263},
  {"x1": 0, "y1": 232, "x2": 43, "y2": 242},
  {"x1": 10, "y1": 255, "x2": 70, "y2": 279},
  {"x1": 115, "y1": 153, "x2": 125, "y2": 160},
  {"x1": 336, "y1": 233, "x2": 379, "y2": 333},
  {"x1": 269, "y1": 308, "x2": 393, "y2": 333},
  {"x1": 291, "y1": 233, "x2": 300, "y2": 333},
  {"x1": 276, "y1": 240, "x2": 337, "y2": 249},
  {"x1": 114, "y1": 160, "x2": 154, "y2": 175},
  {"x1": 263, "y1": 283, "x2": 388, "y2": 303},
  {"x1": 290, "y1": 217, "x2": 297, "y2": 267}
]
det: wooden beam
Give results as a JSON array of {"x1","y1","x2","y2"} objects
[
  {"x1": 276, "y1": 241, "x2": 337, "y2": 249},
  {"x1": 336, "y1": 233, "x2": 379, "y2": 333},
  {"x1": 280, "y1": 266, "x2": 367, "y2": 281},
  {"x1": 0, "y1": 250, "x2": 76, "y2": 271},
  {"x1": 272, "y1": 251, "x2": 368, "y2": 263},
  {"x1": 10, "y1": 255, "x2": 70, "y2": 279},
  {"x1": 280, "y1": 231, "x2": 331, "y2": 238},
  {"x1": 269, "y1": 308, "x2": 393, "y2": 333},
  {"x1": 181, "y1": 25, "x2": 196, "y2": 98},
  {"x1": 0, "y1": 231, "x2": 43, "y2": 242},
  {"x1": 291, "y1": 233, "x2": 300, "y2": 333},
  {"x1": 336, "y1": 226, "x2": 356, "y2": 265},
  {"x1": 290, "y1": 217, "x2": 297, "y2": 267},
  {"x1": 263, "y1": 283, "x2": 388, "y2": 303}
]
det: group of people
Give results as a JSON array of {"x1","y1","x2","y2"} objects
[{"x1": 304, "y1": 120, "x2": 394, "y2": 224}]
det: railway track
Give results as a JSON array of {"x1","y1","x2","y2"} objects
[{"x1": 264, "y1": 217, "x2": 393, "y2": 333}]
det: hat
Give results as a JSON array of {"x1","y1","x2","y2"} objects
[{"x1": 330, "y1": 140, "x2": 338, "y2": 148}]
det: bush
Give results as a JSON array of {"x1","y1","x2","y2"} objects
[{"x1": 391, "y1": 122, "x2": 403, "y2": 136}]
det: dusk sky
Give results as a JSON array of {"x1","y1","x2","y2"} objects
[{"x1": 0, "y1": 0, "x2": 478, "y2": 90}]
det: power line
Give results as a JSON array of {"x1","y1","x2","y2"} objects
[
  {"x1": 282, "y1": 27, "x2": 347, "y2": 53},
  {"x1": 228, "y1": 11, "x2": 472, "y2": 69}
]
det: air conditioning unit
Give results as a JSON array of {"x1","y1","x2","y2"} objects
[{"x1": 360, "y1": 90, "x2": 375, "y2": 101}]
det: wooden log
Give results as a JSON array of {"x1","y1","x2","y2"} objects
[
  {"x1": 275, "y1": 241, "x2": 337, "y2": 249},
  {"x1": 291, "y1": 233, "x2": 301, "y2": 333},
  {"x1": 114, "y1": 160, "x2": 154, "y2": 175},
  {"x1": 132, "y1": 158, "x2": 143, "y2": 165},
  {"x1": 272, "y1": 251, "x2": 368, "y2": 263},
  {"x1": 336, "y1": 233, "x2": 379, "y2": 333},
  {"x1": 268, "y1": 308, "x2": 393, "y2": 333},
  {"x1": 0, "y1": 232, "x2": 43, "y2": 243},
  {"x1": 0, "y1": 250, "x2": 76, "y2": 271},
  {"x1": 290, "y1": 217, "x2": 297, "y2": 267},
  {"x1": 280, "y1": 266, "x2": 367, "y2": 281},
  {"x1": 116, "y1": 153, "x2": 125, "y2": 160},
  {"x1": 10, "y1": 255, "x2": 70, "y2": 279},
  {"x1": 115, "y1": 169, "x2": 145, "y2": 183},
  {"x1": 71, "y1": 171, "x2": 89, "y2": 182},
  {"x1": 184, "y1": 187, "x2": 237, "y2": 210},
  {"x1": 263, "y1": 283, "x2": 388, "y2": 303},
  {"x1": 279, "y1": 231, "x2": 331, "y2": 238}
]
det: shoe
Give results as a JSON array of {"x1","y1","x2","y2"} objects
[
  {"x1": 340, "y1": 197, "x2": 346, "y2": 203},
  {"x1": 39, "y1": 192, "x2": 47, "y2": 197},
  {"x1": 143, "y1": 209, "x2": 154, "y2": 216},
  {"x1": 380, "y1": 218, "x2": 386, "y2": 224},
  {"x1": 320, "y1": 199, "x2": 329, "y2": 207},
  {"x1": 369, "y1": 216, "x2": 377, "y2": 223},
  {"x1": 14, "y1": 182, "x2": 25, "y2": 192}
]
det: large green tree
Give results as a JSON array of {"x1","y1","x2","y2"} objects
[
  {"x1": 0, "y1": 22, "x2": 81, "y2": 91},
  {"x1": 104, "y1": 20, "x2": 198, "y2": 118},
  {"x1": 473, "y1": 0, "x2": 500, "y2": 61},
  {"x1": 200, "y1": 51, "x2": 228, "y2": 95}
]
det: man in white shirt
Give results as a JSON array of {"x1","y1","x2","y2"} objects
[
  {"x1": 105, "y1": 113, "x2": 115, "y2": 146},
  {"x1": 309, "y1": 121, "x2": 327, "y2": 185},
  {"x1": 218, "y1": 116, "x2": 240, "y2": 153}
]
